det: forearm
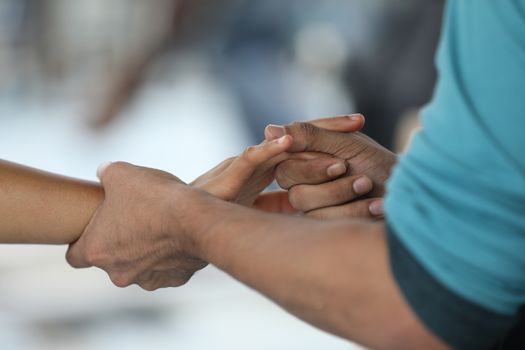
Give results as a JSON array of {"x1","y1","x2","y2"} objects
[
  {"x1": 0, "y1": 160, "x2": 103, "y2": 244},
  {"x1": 183, "y1": 191, "x2": 446, "y2": 350}
]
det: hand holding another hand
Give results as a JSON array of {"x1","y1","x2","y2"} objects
[
  {"x1": 65, "y1": 114, "x2": 390, "y2": 291},
  {"x1": 265, "y1": 114, "x2": 397, "y2": 219},
  {"x1": 64, "y1": 123, "x2": 361, "y2": 290}
]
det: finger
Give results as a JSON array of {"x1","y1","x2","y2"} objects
[
  {"x1": 368, "y1": 199, "x2": 385, "y2": 217},
  {"x1": 266, "y1": 122, "x2": 359, "y2": 156},
  {"x1": 307, "y1": 198, "x2": 384, "y2": 220},
  {"x1": 219, "y1": 135, "x2": 293, "y2": 183},
  {"x1": 252, "y1": 191, "x2": 297, "y2": 213},
  {"x1": 191, "y1": 157, "x2": 235, "y2": 187},
  {"x1": 265, "y1": 114, "x2": 364, "y2": 141},
  {"x1": 288, "y1": 175, "x2": 373, "y2": 212},
  {"x1": 307, "y1": 114, "x2": 365, "y2": 132},
  {"x1": 275, "y1": 157, "x2": 347, "y2": 189}
]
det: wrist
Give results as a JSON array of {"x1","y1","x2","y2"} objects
[{"x1": 166, "y1": 184, "x2": 224, "y2": 261}]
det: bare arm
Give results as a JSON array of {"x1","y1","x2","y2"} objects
[
  {"x1": 0, "y1": 159, "x2": 103, "y2": 244},
  {"x1": 190, "y1": 195, "x2": 447, "y2": 350},
  {"x1": 0, "y1": 115, "x2": 366, "y2": 244},
  {"x1": 66, "y1": 162, "x2": 449, "y2": 350}
]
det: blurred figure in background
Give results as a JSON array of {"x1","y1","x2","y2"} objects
[{"x1": 1, "y1": 0, "x2": 443, "y2": 149}]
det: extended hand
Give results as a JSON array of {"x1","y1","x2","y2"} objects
[
  {"x1": 191, "y1": 135, "x2": 294, "y2": 207},
  {"x1": 192, "y1": 114, "x2": 370, "y2": 213}
]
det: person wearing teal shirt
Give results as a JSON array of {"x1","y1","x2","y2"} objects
[
  {"x1": 263, "y1": 0, "x2": 525, "y2": 348},
  {"x1": 1, "y1": 1, "x2": 523, "y2": 350},
  {"x1": 385, "y1": 0, "x2": 525, "y2": 347}
]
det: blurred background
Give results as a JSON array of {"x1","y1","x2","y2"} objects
[{"x1": 0, "y1": 0, "x2": 443, "y2": 349}]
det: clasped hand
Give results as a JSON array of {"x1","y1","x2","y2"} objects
[{"x1": 66, "y1": 115, "x2": 396, "y2": 290}]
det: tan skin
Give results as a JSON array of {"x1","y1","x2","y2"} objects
[
  {"x1": 0, "y1": 160, "x2": 104, "y2": 244},
  {"x1": 0, "y1": 115, "x2": 447, "y2": 349},
  {"x1": 0, "y1": 115, "x2": 375, "y2": 244}
]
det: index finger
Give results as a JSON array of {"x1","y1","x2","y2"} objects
[{"x1": 198, "y1": 136, "x2": 293, "y2": 198}]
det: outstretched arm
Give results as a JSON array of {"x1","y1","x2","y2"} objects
[
  {"x1": 0, "y1": 115, "x2": 367, "y2": 244},
  {"x1": 0, "y1": 159, "x2": 103, "y2": 244},
  {"x1": 0, "y1": 136, "x2": 311, "y2": 243}
]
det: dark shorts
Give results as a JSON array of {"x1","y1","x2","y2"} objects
[{"x1": 387, "y1": 225, "x2": 523, "y2": 350}]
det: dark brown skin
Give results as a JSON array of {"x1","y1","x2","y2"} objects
[
  {"x1": 264, "y1": 120, "x2": 398, "y2": 219},
  {"x1": 65, "y1": 161, "x2": 449, "y2": 350},
  {"x1": 1, "y1": 115, "x2": 446, "y2": 349},
  {"x1": 64, "y1": 116, "x2": 445, "y2": 349}
]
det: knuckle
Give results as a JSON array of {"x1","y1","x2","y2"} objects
[
  {"x1": 65, "y1": 250, "x2": 81, "y2": 268},
  {"x1": 288, "y1": 186, "x2": 308, "y2": 211},
  {"x1": 137, "y1": 279, "x2": 162, "y2": 292},
  {"x1": 240, "y1": 146, "x2": 258, "y2": 165},
  {"x1": 290, "y1": 122, "x2": 317, "y2": 140},
  {"x1": 84, "y1": 246, "x2": 108, "y2": 267},
  {"x1": 224, "y1": 156, "x2": 236, "y2": 164},
  {"x1": 141, "y1": 282, "x2": 159, "y2": 292},
  {"x1": 110, "y1": 273, "x2": 133, "y2": 288},
  {"x1": 171, "y1": 277, "x2": 189, "y2": 288}
]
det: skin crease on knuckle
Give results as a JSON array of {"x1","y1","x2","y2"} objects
[
  {"x1": 241, "y1": 145, "x2": 260, "y2": 166},
  {"x1": 286, "y1": 122, "x2": 317, "y2": 151}
]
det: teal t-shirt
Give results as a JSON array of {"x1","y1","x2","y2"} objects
[{"x1": 386, "y1": 0, "x2": 525, "y2": 317}]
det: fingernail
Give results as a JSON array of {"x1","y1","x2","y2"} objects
[
  {"x1": 266, "y1": 124, "x2": 286, "y2": 139},
  {"x1": 276, "y1": 135, "x2": 288, "y2": 144},
  {"x1": 353, "y1": 176, "x2": 373, "y2": 195},
  {"x1": 349, "y1": 114, "x2": 363, "y2": 121},
  {"x1": 369, "y1": 200, "x2": 384, "y2": 216},
  {"x1": 327, "y1": 163, "x2": 346, "y2": 177},
  {"x1": 97, "y1": 161, "x2": 112, "y2": 179}
]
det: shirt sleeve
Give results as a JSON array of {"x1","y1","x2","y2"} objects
[{"x1": 384, "y1": 0, "x2": 525, "y2": 348}]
